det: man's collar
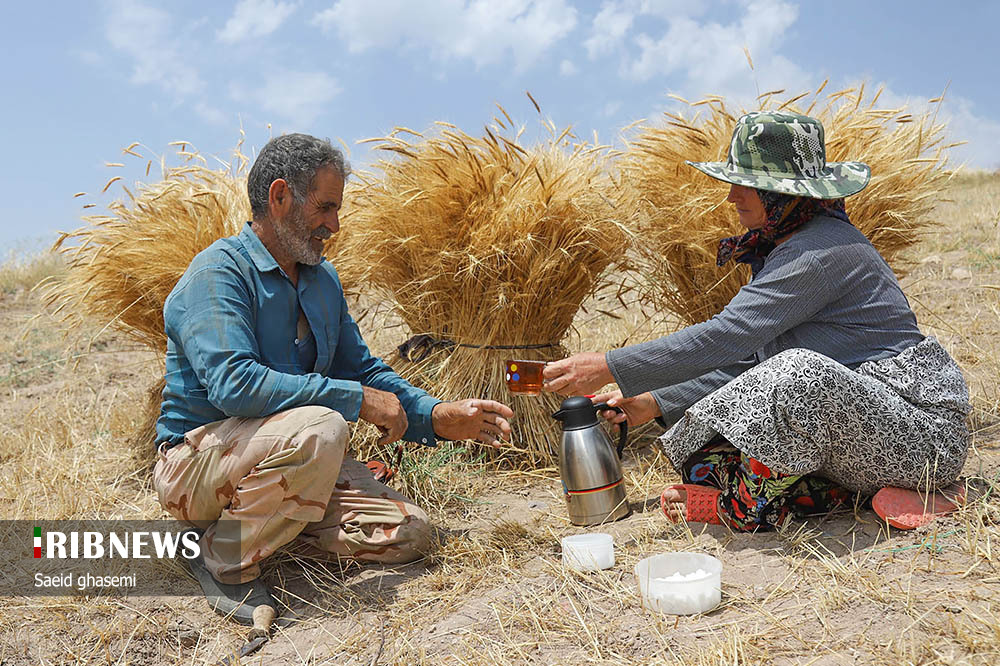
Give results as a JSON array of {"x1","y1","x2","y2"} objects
[
  {"x1": 238, "y1": 222, "x2": 328, "y2": 281},
  {"x1": 239, "y1": 222, "x2": 280, "y2": 273}
]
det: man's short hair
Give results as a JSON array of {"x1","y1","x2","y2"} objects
[{"x1": 247, "y1": 134, "x2": 351, "y2": 219}]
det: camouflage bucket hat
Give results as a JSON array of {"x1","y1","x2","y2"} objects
[{"x1": 686, "y1": 111, "x2": 870, "y2": 199}]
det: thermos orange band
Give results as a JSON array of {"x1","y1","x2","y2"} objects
[{"x1": 565, "y1": 478, "x2": 624, "y2": 496}]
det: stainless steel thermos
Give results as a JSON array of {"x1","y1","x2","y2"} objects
[{"x1": 552, "y1": 396, "x2": 631, "y2": 526}]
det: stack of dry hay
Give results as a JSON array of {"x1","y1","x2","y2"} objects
[
  {"x1": 333, "y1": 116, "x2": 631, "y2": 465},
  {"x1": 619, "y1": 83, "x2": 956, "y2": 325},
  {"x1": 43, "y1": 144, "x2": 255, "y2": 466},
  {"x1": 43, "y1": 86, "x2": 954, "y2": 472},
  {"x1": 43, "y1": 124, "x2": 630, "y2": 469}
]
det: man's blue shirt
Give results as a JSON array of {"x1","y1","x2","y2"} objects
[{"x1": 155, "y1": 222, "x2": 440, "y2": 446}]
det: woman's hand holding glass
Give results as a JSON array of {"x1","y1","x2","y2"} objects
[{"x1": 541, "y1": 352, "x2": 614, "y2": 396}]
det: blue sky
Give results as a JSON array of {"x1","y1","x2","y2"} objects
[{"x1": 3, "y1": 0, "x2": 998, "y2": 251}]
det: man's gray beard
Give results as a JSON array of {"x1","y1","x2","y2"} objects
[{"x1": 274, "y1": 205, "x2": 325, "y2": 266}]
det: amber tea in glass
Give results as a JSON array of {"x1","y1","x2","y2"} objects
[{"x1": 505, "y1": 359, "x2": 546, "y2": 396}]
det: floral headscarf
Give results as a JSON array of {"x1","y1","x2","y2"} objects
[{"x1": 716, "y1": 189, "x2": 851, "y2": 270}]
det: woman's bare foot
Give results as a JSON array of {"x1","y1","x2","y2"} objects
[{"x1": 662, "y1": 486, "x2": 688, "y2": 522}]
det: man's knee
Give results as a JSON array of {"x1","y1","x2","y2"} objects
[
  {"x1": 266, "y1": 406, "x2": 348, "y2": 467},
  {"x1": 300, "y1": 407, "x2": 348, "y2": 459}
]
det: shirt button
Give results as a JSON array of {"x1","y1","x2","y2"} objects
[
  {"x1": 294, "y1": 338, "x2": 299, "y2": 345},
  {"x1": 421, "y1": 437, "x2": 428, "y2": 444}
]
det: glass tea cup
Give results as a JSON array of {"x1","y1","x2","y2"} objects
[{"x1": 505, "y1": 359, "x2": 547, "y2": 396}]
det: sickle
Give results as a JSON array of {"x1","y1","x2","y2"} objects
[{"x1": 215, "y1": 605, "x2": 276, "y2": 666}]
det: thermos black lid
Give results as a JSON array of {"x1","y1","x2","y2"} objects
[{"x1": 552, "y1": 396, "x2": 600, "y2": 430}]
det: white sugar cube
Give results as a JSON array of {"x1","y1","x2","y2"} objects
[{"x1": 654, "y1": 568, "x2": 709, "y2": 583}]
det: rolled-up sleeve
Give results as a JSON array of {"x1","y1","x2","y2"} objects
[{"x1": 608, "y1": 251, "x2": 833, "y2": 397}]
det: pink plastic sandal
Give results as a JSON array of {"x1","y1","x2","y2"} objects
[
  {"x1": 661, "y1": 484, "x2": 722, "y2": 525},
  {"x1": 872, "y1": 482, "x2": 966, "y2": 530}
]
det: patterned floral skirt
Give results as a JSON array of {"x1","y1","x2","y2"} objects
[
  {"x1": 660, "y1": 337, "x2": 971, "y2": 528},
  {"x1": 681, "y1": 439, "x2": 854, "y2": 531}
]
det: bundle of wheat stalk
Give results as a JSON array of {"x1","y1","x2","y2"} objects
[
  {"x1": 332, "y1": 116, "x2": 631, "y2": 466},
  {"x1": 42, "y1": 143, "x2": 253, "y2": 464},
  {"x1": 620, "y1": 83, "x2": 956, "y2": 325}
]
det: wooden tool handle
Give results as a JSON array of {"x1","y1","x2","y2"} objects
[{"x1": 250, "y1": 604, "x2": 276, "y2": 639}]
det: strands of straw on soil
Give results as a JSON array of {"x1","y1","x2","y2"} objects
[
  {"x1": 620, "y1": 85, "x2": 955, "y2": 325},
  {"x1": 5, "y1": 176, "x2": 1000, "y2": 665},
  {"x1": 333, "y1": 114, "x2": 632, "y2": 466}
]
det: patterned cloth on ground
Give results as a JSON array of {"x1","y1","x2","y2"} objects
[
  {"x1": 659, "y1": 337, "x2": 970, "y2": 496},
  {"x1": 681, "y1": 440, "x2": 854, "y2": 531}
]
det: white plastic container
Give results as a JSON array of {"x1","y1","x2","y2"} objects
[
  {"x1": 635, "y1": 552, "x2": 722, "y2": 614},
  {"x1": 561, "y1": 533, "x2": 614, "y2": 572}
]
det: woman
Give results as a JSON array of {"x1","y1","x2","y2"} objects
[{"x1": 542, "y1": 111, "x2": 970, "y2": 531}]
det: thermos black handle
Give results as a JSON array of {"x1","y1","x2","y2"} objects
[{"x1": 592, "y1": 403, "x2": 628, "y2": 459}]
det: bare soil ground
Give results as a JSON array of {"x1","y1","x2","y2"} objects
[{"x1": 1, "y1": 173, "x2": 998, "y2": 665}]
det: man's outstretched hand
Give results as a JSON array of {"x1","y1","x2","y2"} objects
[{"x1": 432, "y1": 399, "x2": 514, "y2": 447}]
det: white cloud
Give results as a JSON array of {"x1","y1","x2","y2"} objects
[
  {"x1": 576, "y1": 0, "x2": 1000, "y2": 169},
  {"x1": 559, "y1": 59, "x2": 578, "y2": 76},
  {"x1": 313, "y1": 0, "x2": 577, "y2": 71},
  {"x1": 579, "y1": 0, "x2": 808, "y2": 109},
  {"x1": 942, "y1": 97, "x2": 1000, "y2": 170},
  {"x1": 583, "y1": 1, "x2": 638, "y2": 59},
  {"x1": 231, "y1": 70, "x2": 341, "y2": 127},
  {"x1": 194, "y1": 102, "x2": 229, "y2": 126},
  {"x1": 104, "y1": 0, "x2": 203, "y2": 98},
  {"x1": 629, "y1": 1, "x2": 802, "y2": 93},
  {"x1": 602, "y1": 100, "x2": 622, "y2": 117},
  {"x1": 582, "y1": 0, "x2": 705, "y2": 60},
  {"x1": 218, "y1": 0, "x2": 297, "y2": 44}
]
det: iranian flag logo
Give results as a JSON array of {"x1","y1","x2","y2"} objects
[{"x1": 34, "y1": 526, "x2": 42, "y2": 558}]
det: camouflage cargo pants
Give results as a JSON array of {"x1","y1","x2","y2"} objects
[{"x1": 152, "y1": 405, "x2": 432, "y2": 583}]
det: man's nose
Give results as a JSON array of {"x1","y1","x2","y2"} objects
[
  {"x1": 324, "y1": 213, "x2": 340, "y2": 234},
  {"x1": 726, "y1": 184, "x2": 739, "y2": 203}
]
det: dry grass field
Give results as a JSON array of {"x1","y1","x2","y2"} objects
[{"x1": 1, "y1": 172, "x2": 998, "y2": 665}]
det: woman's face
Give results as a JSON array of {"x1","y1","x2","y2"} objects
[{"x1": 727, "y1": 184, "x2": 767, "y2": 230}]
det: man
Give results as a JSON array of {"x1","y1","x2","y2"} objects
[{"x1": 153, "y1": 133, "x2": 513, "y2": 623}]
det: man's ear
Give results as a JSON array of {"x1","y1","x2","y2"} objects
[{"x1": 267, "y1": 178, "x2": 293, "y2": 219}]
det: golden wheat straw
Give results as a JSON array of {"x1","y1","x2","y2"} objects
[
  {"x1": 333, "y1": 114, "x2": 633, "y2": 465},
  {"x1": 42, "y1": 142, "x2": 259, "y2": 464}
]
